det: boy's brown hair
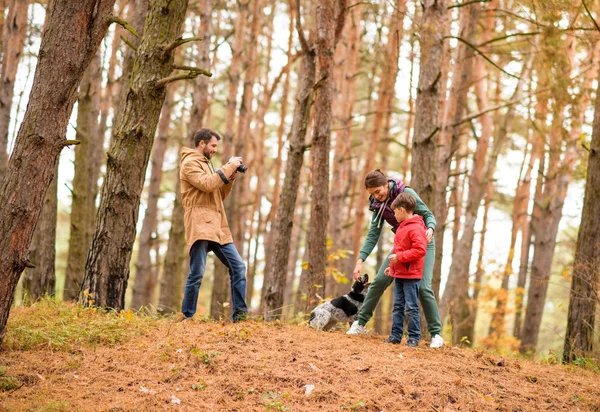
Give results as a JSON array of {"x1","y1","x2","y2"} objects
[{"x1": 391, "y1": 192, "x2": 416, "y2": 213}]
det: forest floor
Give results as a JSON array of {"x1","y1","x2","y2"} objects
[{"x1": 0, "y1": 301, "x2": 599, "y2": 411}]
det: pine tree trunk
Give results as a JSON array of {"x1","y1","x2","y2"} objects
[
  {"x1": 83, "y1": 0, "x2": 192, "y2": 310},
  {"x1": 0, "y1": 0, "x2": 116, "y2": 343},
  {"x1": 262, "y1": 6, "x2": 316, "y2": 319},
  {"x1": 131, "y1": 87, "x2": 175, "y2": 309},
  {"x1": 0, "y1": 0, "x2": 29, "y2": 178},
  {"x1": 329, "y1": 2, "x2": 362, "y2": 297},
  {"x1": 158, "y1": 165, "x2": 186, "y2": 314},
  {"x1": 22, "y1": 163, "x2": 58, "y2": 300},
  {"x1": 410, "y1": 0, "x2": 448, "y2": 207},
  {"x1": 520, "y1": 26, "x2": 577, "y2": 354},
  {"x1": 431, "y1": 1, "x2": 477, "y2": 300},
  {"x1": 304, "y1": 0, "x2": 345, "y2": 311},
  {"x1": 563, "y1": 67, "x2": 600, "y2": 362},
  {"x1": 261, "y1": 1, "x2": 294, "y2": 307},
  {"x1": 64, "y1": 53, "x2": 102, "y2": 301}
]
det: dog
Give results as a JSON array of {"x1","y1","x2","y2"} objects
[{"x1": 308, "y1": 274, "x2": 370, "y2": 331}]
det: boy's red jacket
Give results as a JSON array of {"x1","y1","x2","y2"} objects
[{"x1": 388, "y1": 215, "x2": 427, "y2": 279}]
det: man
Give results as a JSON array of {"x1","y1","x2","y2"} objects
[{"x1": 179, "y1": 128, "x2": 248, "y2": 322}]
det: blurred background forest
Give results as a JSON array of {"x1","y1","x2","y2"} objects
[{"x1": 1, "y1": 0, "x2": 599, "y2": 361}]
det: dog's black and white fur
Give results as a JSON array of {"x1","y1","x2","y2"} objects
[{"x1": 308, "y1": 274, "x2": 370, "y2": 331}]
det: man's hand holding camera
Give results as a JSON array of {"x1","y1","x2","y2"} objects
[{"x1": 227, "y1": 156, "x2": 247, "y2": 180}]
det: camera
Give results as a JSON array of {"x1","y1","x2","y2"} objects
[{"x1": 237, "y1": 163, "x2": 248, "y2": 173}]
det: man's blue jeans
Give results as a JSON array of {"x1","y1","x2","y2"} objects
[
  {"x1": 181, "y1": 240, "x2": 248, "y2": 321},
  {"x1": 390, "y1": 278, "x2": 421, "y2": 342}
]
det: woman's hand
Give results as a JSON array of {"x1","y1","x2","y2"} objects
[
  {"x1": 384, "y1": 267, "x2": 390, "y2": 276},
  {"x1": 353, "y1": 260, "x2": 363, "y2": 281},
  {"x1": 426, "y1": 228, "x2": 434, "y2": 243},
  {"x1": 389, "y1": 254, "x2": 398, "y2": 264}
]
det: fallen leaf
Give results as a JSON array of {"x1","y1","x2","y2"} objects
[
  {"x1": 526, "y1": 376, "x2": 538, "y2": 384},
  {"x1": 303, "y1": 384, "x2": 315, "y2": 396},
  {"x1": 308, "y1": 363, "x2": 319, "y2": 370},
  {"x1": 140, "y1": 386, "x2": 157, "y2": 395},
  {"x1": 170, "y1": 395, "x2": 181, "y2": 404}
]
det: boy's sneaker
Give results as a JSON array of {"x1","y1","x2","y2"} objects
[
  {"x1": 430, "y1": 334, "x2": 444, "y2": 348},
  {"x1": 383, "y1": 336, "x2": 402, "y2": 344},
  {"x1": 233, "y1": 312, "x2": 249, "y2": 323},
  {"x1": 406, "y1": 338, "x2": 419, "y2": 347},
  {"x1": 346, "y1": 321, "x2": 367, "y2": 335}
]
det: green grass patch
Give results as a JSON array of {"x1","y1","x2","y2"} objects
[{"x1": 3, "y1": 298, "x2": 163, "y2": 352}]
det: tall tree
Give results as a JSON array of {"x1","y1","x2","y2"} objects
[
  {"x1": 131, "y1": 86, "x2": 175, "y2": 309},
  {"x1": 0, "y1": 0, "x2": 30, "y2": 177},
  {"x1": 410, "y1": 0, "x2": 448, "y2": 207},
  {"x1": 262, "y1": 0, "x2": 316, "y2": 320},
  {"x1": 563, "y1": 63, "x2": 600, "y2": 363},
  {"x1": 63, "y1": 54, "x2": 102, "y2": 300},
  {"x1": 0, "y1": 0, "x2": 117, "y2": 343},
  {"x1": 83, "y1": 0, "x2": 207, "y2": 310}
]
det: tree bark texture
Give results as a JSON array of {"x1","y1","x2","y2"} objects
[
  {"x1": 410, "y1": 0, "x2": 448, "y2": 207},
  {"x1": 64, "y1": 53, "x2": 102, "y2": 301},
  {"x1": 0, "y1": 0, "x2": 30, "y2": 178},
  {"x1": 131, "y1": 86, "x2": 175, "y2": 309},
  {"x1": 262, "y1": 6, "x2": 316, "y2": 319},
  {"x1": 22, "y1": 163, "x2": 58, "y2": 300},
  {"x1": 520, "y1": 26, "x2": 576, "y2": 354},
  {"x1": 305, "y1": 0, "x2": 345, "y2": 311},
  {"x1": 563, "y1": 67, "x2": 600, "y2": 362},
  {"x1": 0, "y1": 0, "x2": 116, "y2": 343},
  {"x1": 83, "y1": 0, "x2": 190, "y2": 310}
]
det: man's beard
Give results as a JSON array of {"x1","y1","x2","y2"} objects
[{"x1": 203, "y1": 149, "x2": 213, "y2": 159}]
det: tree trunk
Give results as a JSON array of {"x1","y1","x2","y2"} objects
[
  {"x1": 262, "y1": 4, "x2": 316, "y2": 320},
  {"x1": 0, "y1": 0, "x2": 29, "y2": 178},
  {"x1": 22, "y1": 163, "x2": 58, "y2": 300},
  {"x1": 431, "y1": 1, "x2": 477, "y2": 300},
  {"x1": 131, "y1": 86, "x2": 175, "y2": 309},
  {"x1": 329, "y1": 2, "x2": 362, "y2": 297},
  {"x1": 351, "y1": 1, "x2": 404, "y2": 260},
  {"x1": 63, "y1": 53, "x2": 102, "y2": 301},
  {"x1": 0, "y1": 0, "x2": 116, "y2": 343},
  {"x1": 520, "y1": 24, "x2": 577, "y2": 354},
  {"x1": 158, "y1": 164, "x2": 186, "y2": 314},
  {"x1": 261, "y1": 0, "x2": 294, "y2": 307},
  {"x1": 304, "y1": 0, "x2": 345, "y2": 311},
  {"x1": 409, "y1": 0, "x2": 448, "y2": 207},
  {"x1": 83, "y1": 0, "x2": 192, "y2": 310},
  {"x1": 563, "y1": 68, "x2": 600, "y2": 363}
]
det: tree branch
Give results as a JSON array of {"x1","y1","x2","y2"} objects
[
  {"x1": 334, "y1": 0, "x2": 348, "y2": 48},
  {"x1": 163, "y1": 36, "x2": 204, "y2": 56},
  {"x1": 582, "y1": 0, "x2": 600, "y2": 33},
  {"x1": 62, "y1": 140, "x2": 81, "y2": 147},
  {"x1": 155, "y1": 72, "x2": 204, "y2": 89},
  {"x1": 173, "y1": 64, "x2": 212, "y2": 77},
  {"x1": 448, "y1": 0, "x2": 491, "y2": 9},
  {"x1": 108, "y1": 15, "x2": 139, "y2": 38},
  {"x1": 478, "y1": 31, "x2": 541, "y2": 47},
  {"x1": 295, "y1": 0, "x2": 310, "y2": 54},
  {"x1": 445, "y1": 36, "x2": 520, "y2": 79},
  {"x1": 120, "y1": 35, "x2": 138, "y2": 52}
]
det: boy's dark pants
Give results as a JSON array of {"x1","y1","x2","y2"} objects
[{"x1": 390, "y1": 278, "x2": 421, "y2": 341}]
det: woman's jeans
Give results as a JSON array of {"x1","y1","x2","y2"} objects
[
  {"x1": 357, "y1": 241, "x2": 441, "y2": 336},
  {"x1": 181, "y1": 240, "x2": 248, "y2": 321},
  {"x1": 391, "y1": 278, "x2": 420, "y2": 341}
]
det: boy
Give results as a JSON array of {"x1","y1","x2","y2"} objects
[{"x1": 383, "y1": 192, "x2": 428, "y2": 346}]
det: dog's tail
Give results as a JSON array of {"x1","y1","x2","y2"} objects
[{"x1": 308, "y1": 311, "x2": 315, "y2": 324}]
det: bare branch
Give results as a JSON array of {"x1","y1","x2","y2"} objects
[
  {"x1": 582, "y1": 0, "x2": 600, "y2": 33},
  {"x1": 62, "y1": 140, "x2": 81, "y2": 147},
  {"x1": 334, "y1": 0, "x2": 348, "y2": 48},
  {"x1": 445, "y1": 36, "x2": 520, "y2": 79},
  {"x1": 155, "y1": 72, "x2": 204, "y2": 89},
  {"x1": 448, "y1": 0, "x2": 491, "y2": 9},
  {"x1": 295, "y1": 0, "x2": 310, "y2": 53},
  {"x1": 108, "y1": 15, "x2": 139, "y2": 38},
  {"x1": 173, "y1": 64, "x2": 212, "y2": 77},
  {"x1": 163, "y1": 36, "x2": 204, "y2": 56},
  {"x1": 478, "y1": 31, "x2": 541, "y2": 47},
  {"x1": 120, "y1": 35, "x2": 138, "y2": 52}
]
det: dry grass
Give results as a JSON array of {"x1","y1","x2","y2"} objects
[{"x1": 1, "y1": 301, "x2": 599, "y2": 411}]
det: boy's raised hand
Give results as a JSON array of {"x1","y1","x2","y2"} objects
[{"x1": 389, "y1": 253, "x2": 398, "y2": 264}]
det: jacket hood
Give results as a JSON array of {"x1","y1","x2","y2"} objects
[
  {"x1": 181, "y1": 147, "x2": 207, "y2": 166},
  {"x1": 400, "y1": 215, "x2": 424, "y2": 228}
]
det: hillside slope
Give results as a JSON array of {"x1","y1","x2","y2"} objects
[{"x1": 1, "y1": 303, "x2": 599, "y2": 411}]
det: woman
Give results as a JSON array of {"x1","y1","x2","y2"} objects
[{"x1": 346, "y1": 169, "x2": 444, "y2": 348}]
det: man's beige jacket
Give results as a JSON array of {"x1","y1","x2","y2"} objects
[{"x1": 180, "y1": 147, "x2": 238, "y2": 253}]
